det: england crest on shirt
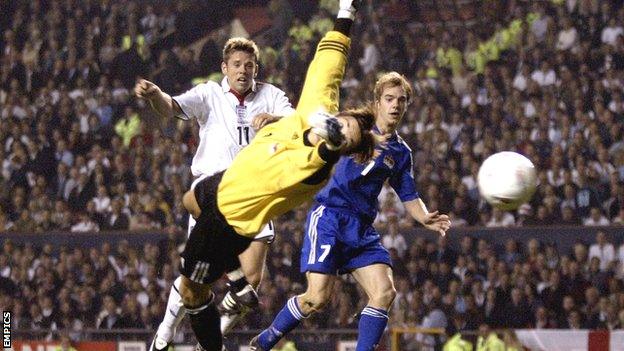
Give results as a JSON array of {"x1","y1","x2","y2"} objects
[{"x1": 235, "y1": 104, "x2": 247, "y2": 124}]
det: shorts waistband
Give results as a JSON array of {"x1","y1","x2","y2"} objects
[{"x1": 313, "y1": 203, "x2": 374, "y2": 225}]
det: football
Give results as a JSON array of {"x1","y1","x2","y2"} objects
[{"x1": 477, "y1": 151, "x2": 537, "y2": 210}]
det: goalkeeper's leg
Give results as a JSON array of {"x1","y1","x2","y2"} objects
[{"x1": 306, "y1": 0, "x2": 362, "y2": 150}]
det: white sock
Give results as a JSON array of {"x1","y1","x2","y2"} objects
[{"x1": 157, "y1": 276, "x2": 186, "y2": 342}]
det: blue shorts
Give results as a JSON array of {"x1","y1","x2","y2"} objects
[{"x1": 300, "y1": 204, "x2": 392, "y2": 275}]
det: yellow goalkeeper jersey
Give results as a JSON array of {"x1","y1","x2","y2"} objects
[{"x1": 217, "y1": 31, "x2": 350, "y2": 237}]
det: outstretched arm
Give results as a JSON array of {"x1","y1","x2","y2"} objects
[
  {"x1": 404, "y1": 199, "x2": 452, "y2": 237},
  {"x1": 134, "y1": 79, "x2": 183, "y2": 120}
]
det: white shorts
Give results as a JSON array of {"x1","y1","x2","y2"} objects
[{"x1": 188, "y1": 174, "x2": 275, "y2": 241}]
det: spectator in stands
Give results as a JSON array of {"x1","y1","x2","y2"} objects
[
  {"x1": 503, "y1": 288, "x2": 530, "y2": 328},
  {"x1": 589, "y1": 231, "x2": 616, "y2": 271},
  {"x1": 95, "y1": 295, "x2": 121, "y2": 329},
  {"x1": 486, "y1": 208, "x2": 516, "y2": 227},
  {"x1": 531, "y1": 61, "x2": 557, "y2": 87},
  {"x1": 601, "y1": 18, "x2": 623, "y2": 47},
  {"x1": 502, "y1": 239, "x2": 522, "y2": 266},
  {"x1": 433, "y1": 236, "x2": 457, "y2": 266},
  {"x1": 416, "y1": 299, "x2": 447, "y2": 351},
  {"x1": 358, "y1": 32, "x2": 380, "y2": 75},
  {"x1": 541, "y1": 271, "x2": 566, "y2": 317},
  {"x1": 533, "y1": 306, "x2": 555, "y2": 329},
  {"x1": 584, "y1": 207, "x2": 611, "y2": 226},
  {"x1": 116, "y1": 295, "x2": 145, "y2": 329},
  {"x1": 103, "y1": 198, "x2": 129, "y2": 230},
  {"x1": 566, "y1": 310, "x2": 585, "y2": 329},
  {"x1": 556, "y1": 17, "x2": 578, "y2": 51},
  {"x1": 476, "y1": 323, "x2": 505, "y2": 350},
  {"x1": 382, "y1": 216, "x2": 408, "y2": 259},
  {"x1": 561, "y1": 206, "x2": 582, "y2": 225},
  {"x1": 70, "y1": 212, "x2": 99, "y2": 233}
]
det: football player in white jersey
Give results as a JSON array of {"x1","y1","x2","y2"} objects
[{"x1": 135, "y1": 37, "x2": 295, "y2": 351}]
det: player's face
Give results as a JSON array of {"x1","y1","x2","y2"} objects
[
  {"x1": 336, "y1": 116, "x2": 361, "y2": 152},
  {"x1": 222, "y1": 50, "x2": 258, "y2": 94},
  {"x1": 375, "y1": 85, "x2": 408, "y2": 131}
]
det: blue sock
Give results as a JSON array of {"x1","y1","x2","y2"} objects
[
  {"x1": 257, "y1": 296, "x2": 307, "y2": 350},
  {"x1": 356, "y1": 306, "x2": 389, "y2": 351}
]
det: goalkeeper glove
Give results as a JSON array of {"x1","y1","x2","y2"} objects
[
  {"x1": 309, "y1": 111, "x2": 345, "y2": 150},
  {"x1": 338, "y1": 0, "x2": 362, "y2": 20}
]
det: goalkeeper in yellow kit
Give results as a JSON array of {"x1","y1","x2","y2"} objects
[{"x1": 177, "y1": 2, "x2": 371, "y2": 350}]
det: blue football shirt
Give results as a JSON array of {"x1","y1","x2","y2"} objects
[{"x1": 315, "y1": 131, "x2": 419, "y2": 222}]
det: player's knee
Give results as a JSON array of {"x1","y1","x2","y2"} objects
[
  {"x1": 299, "y1": 291, "x2": 331, "y2": 313},
  {"x1": 179, "y1": 285, "x2": 202, "y2": 307},
  {"x1": 179, "y1": 278, "x2": 212, "y2": 308},
  {"x1": 300, "y1": 296, "x2": 329, "y2": 313},
  {"x1": 371, "y1": 287, "x2": 396, "y2": 309},
  {"x1": 183, "y1": 190, "x2": 201, "y2": 218}
]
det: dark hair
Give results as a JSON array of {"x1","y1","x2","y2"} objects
[{"x1": 337, "y1": 103, "x2": 376, "y2": 164}]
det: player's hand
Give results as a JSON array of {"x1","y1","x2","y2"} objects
[
  {"x1": 324, "y1": 116, "x2": 346, "y2": 150},
  {"x1": 134, "y1": 79, "x2": 161, "y2": 100},
  {"x1": 309, "y1": 111, "x2": 345, "y2": 150},
  {"x1": 421, "y1": 211, "x2": 451, "y2": 237},
  {"x1": 251, "y1": 113, "x2": 279, "y2": 131}
]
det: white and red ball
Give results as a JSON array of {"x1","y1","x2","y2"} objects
[{"x1": 477, "y1": 151, "x2": 537, "y2": 210}]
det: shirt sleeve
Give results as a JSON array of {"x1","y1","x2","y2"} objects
[
  {"x1": 172, "y1": 84, "x2": 210, "y2": 121},
  {"x1": 389, "y1": 150, "x2": 419, "y2": 202},
  {"x1": 271, "y1": 87, "x2": 295, "y2": 117}
]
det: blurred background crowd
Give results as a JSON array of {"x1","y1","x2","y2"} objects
[{"x1": 1, "y1": 0, "x2": 624, "y2": 346}]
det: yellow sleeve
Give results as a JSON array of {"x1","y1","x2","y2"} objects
[{"x1": 295, "y1": 31, "x2": 351, "y2": 127}]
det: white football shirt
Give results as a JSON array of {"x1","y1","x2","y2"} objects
[{"x1": 174, "y1": 77, "x2": 294, "y2": 177}]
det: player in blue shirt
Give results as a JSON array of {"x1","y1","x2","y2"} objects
[{"x1": 250, "y1": 72, "x2": 451, "y2": 351}]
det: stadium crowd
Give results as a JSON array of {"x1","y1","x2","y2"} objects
[
  {"x1": 1, "y1": 0, "x2": 624, "y2": 346},
  {"x1": 2, "y1": 227, "x2": 624, "y2": 343}
]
